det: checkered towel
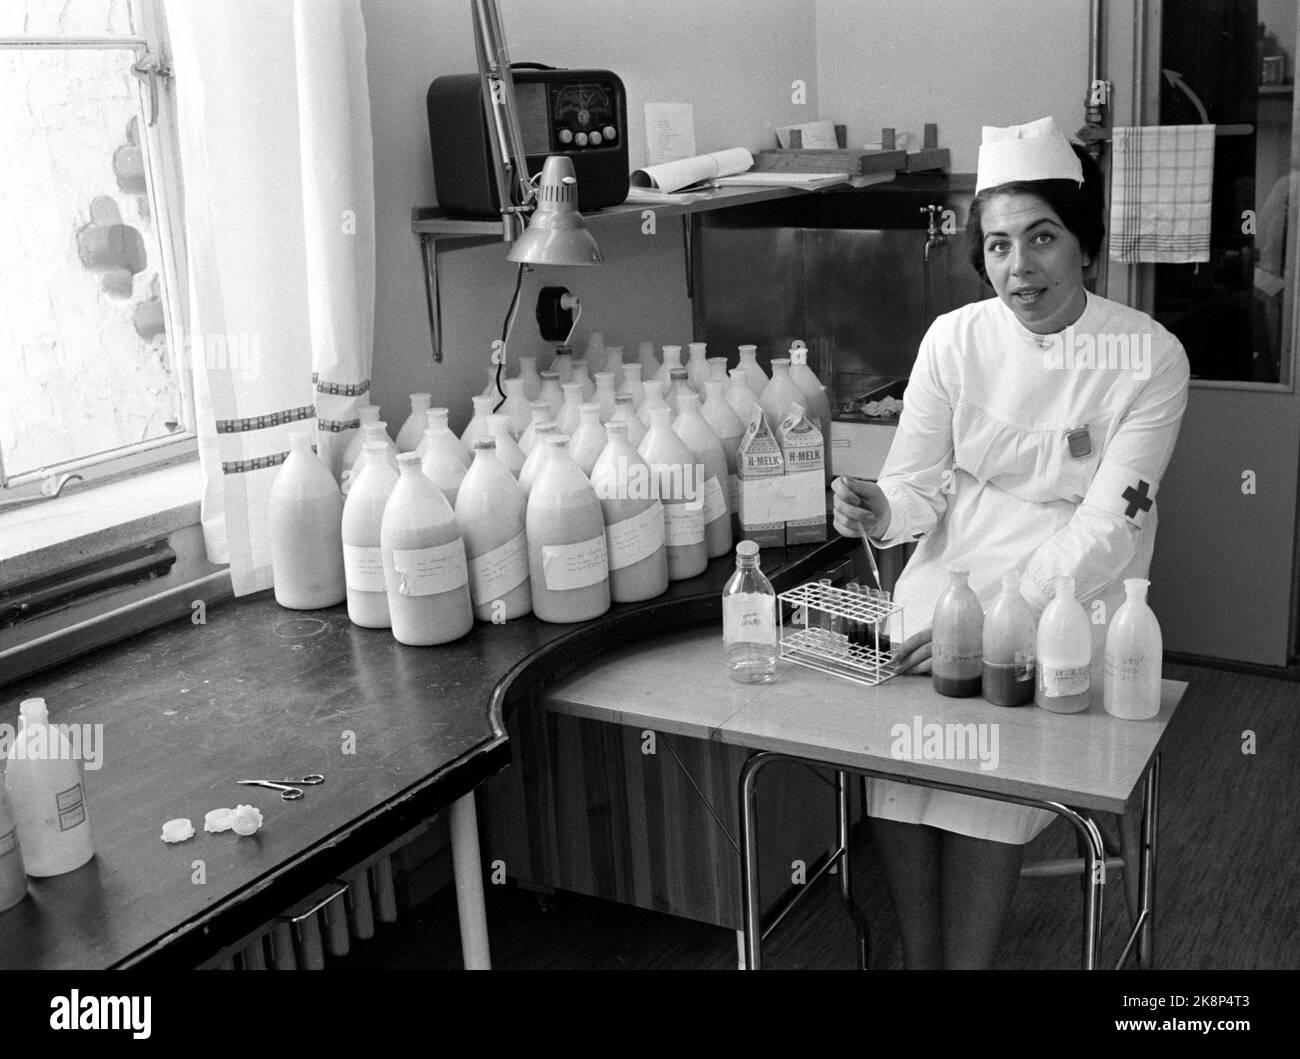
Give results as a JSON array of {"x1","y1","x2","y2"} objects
[{"x1": 1108, "y1": 125, "x2": 1215, "y2": 263}]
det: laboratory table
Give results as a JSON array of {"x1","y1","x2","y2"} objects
[{"x1": 0, "y1": 536, "x2": 854, "y2": 969}]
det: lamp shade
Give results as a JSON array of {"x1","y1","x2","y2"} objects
[{"x1": 507, "y1": 156, "x2": 603, "y2": 266}]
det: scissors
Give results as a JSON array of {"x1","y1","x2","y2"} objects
[{"x1": 237, "y1": 774, "x2": 325, "y2": 801}]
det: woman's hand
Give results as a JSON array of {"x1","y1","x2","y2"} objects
[
  {"x1": 890, "y1": 628, "x2": 933, "y2": 675},
  {"x1": 832, "y1": 476, "x2": 892, "y2": 541}
]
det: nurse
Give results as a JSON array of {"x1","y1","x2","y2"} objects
[{"x1": 832, "y1": 116, "x2": 1189, "y2": 969}]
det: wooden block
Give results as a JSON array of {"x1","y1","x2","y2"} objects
[
  {"x1": 753, "y1": 148, "x2": 906, "y2": 176},
  {"x1": 904, "y1": 148, "x2": 950, "y2": 173},
  {"x1": 924, "y1": 123, "x2": 939, "y2": 149}
]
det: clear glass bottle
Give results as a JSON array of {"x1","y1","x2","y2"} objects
[
  {"x1": 722, "y1": 540, "x2": 778, "y2": 684},
  {"x1": 737, "y1": 344, "x2": 769, "y2": 396},
  {"x1": 396, "y1": 392, "x2": 432, "y2": 453},
  {"x1": 268, "y1": 430, "x2": 346, "y2": 609},
  {"x1": 486, "y1": 413, "x2": 527, "y2": 478},
  {"x1": 932, "y1": 567, "x2": 984, "y2": 697},
  {"x1": 1036, "y1": 575, "x2": 1092, "y2": 713},
  {"x1": 982, "y1": 571, "x2": 1036, "y2": 706},
  {"x1": 1104, "y1": 578, "x2": 1163, "y2": 720}
]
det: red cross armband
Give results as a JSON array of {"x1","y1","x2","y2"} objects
[{"x1": 1083, "y1": 460, "x2": 1157, "y2": 528}]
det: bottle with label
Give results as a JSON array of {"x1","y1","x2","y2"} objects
[
  {"x1": 420, "y1": 411, "x2": 469, "y2": 507},
  {"x1": 722, "y1": 540, "x2": 778, "y2": 684},
  {"x1": 4, "y1": 698, "x2": 95, "y2": 877},
  {"x1": 455, "y1": 438, "x2": 531, "y2": 622},
  {"x1": 519, "y1": 423, "x2": 560, "y2": 497},
  {"x1": 269, "y1": 430, "x2": 346, "y2": 609},
  {"x1": 618, "y1": 362, "x2": 646, "y2": 410},
  {"x1": 686, "y1": 342, "x2": 710, "y2": 392},
  {"x1": 737, "y1": 344, "x2": 769, "y2": 396},
  {"x1": 591, "y1": 420, "x2": 669, "y2": 603},
  {"x1": 550, "y1": 344, "x2": 575, "y2": 385},
  {"x1": 380, "y1": 452, "x2": 474, "y2": 646},
  {"x1": 637, "y1": 341, "x2": 660, "y2": 381},
  {"x1": 0, "y1": 784, "x2": 28, "y2": 913},
  {"x1": 395, "y1": 392, "x2": 433, "y2": 452},
  {"x1": 726, "y1": 367, "x2": 760, "y2": 426},
  {"x1": 673, "y1": 392, "x2": 732, "y2": 559},
  {"x1": 603, "y1": 345, "x2": 625, "y2": 389},
  {"x1": 539, "y1": 370, "x2": 565, "y2": 421},
  {"x1": 518, "y1": 402, "x2": 553, "y2": 456},
  {"x1": 500, "y1": 377, "x2": 532, "y2": 439},
  {"x1": 569, "y1": 403, "x2": 609, "y2": 477},
  {"x1": 342, "y1": 419, "x2": 398, "y2": 496},
  {"x1": 787, "y1": 343, "x2": 834, "y2": 479},
  {"x1": 557, "y1": 382, "x2": 584, "y2": 437},
  {"x1": 701, "y1": 379, "x2": 746, "y2": 534},
  {"x1": 572, "y1": 359, "x2": 596, "y2": 403},
  {"x1": 655, "y1": 344, "x2": 685, "y2": 387},
  {"x1": 459, "y1": 394, "x2": 496, "y2": 452},
  {"x1": 341, "y1": 441, "x2": 400, "y2": 628},
  {"x1": 982, "y1": 571, "x2": 1036, "y2": 706},
  {"x1": 517, "y1": 355, "x2": 542, "y2": 401},
  {"x1": 639, "y1": 380, "x2": 670, "y2": 427},
  {"x1": 760, "y1": 359, "x2": 807, "y2": 446},
  {"x1": 1036, "y1": 575, "x2": 1092, "y2": 713},
  {"x1": 592, "y1": 372, "x2": 618, "y2": 423},
  {"x1": 526, "y1": 436, "x2": 612, "y2": 623},
  {"x1": 932, "y1": 568, "x2": 984, "y2": 697},
  {"x1": 638, "y1": 405, "x2": 707, "y2": 581},
  {"x1": 486, "y1": 414, "x2": 526, "y2": 478},
  {"x1": 611, "y1": 393, "x2": 646, "y2": 449},
  {"x1": 340, "y1": 404, "x2": 381, "y2": 485},
  {"x1": 666, "y1": 368, "x2": 694, "y2": 417},
  {"x1": 1104, "y1": 578, "x2": 1164, "y2": 720}
]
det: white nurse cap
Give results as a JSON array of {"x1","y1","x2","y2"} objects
[{"x1": 975, "y1": 116, "x2": 1083, "y2": 193}]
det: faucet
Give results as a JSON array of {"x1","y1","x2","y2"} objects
[
  {"x1": 0, "y1": 472, "x2": 84, "y2": 511},
  {"x1": 920, "y1": 204, "x2": 947, "y2": 264}
]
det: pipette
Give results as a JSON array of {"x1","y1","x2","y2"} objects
[{"x1": 856, "y1": 524, "x2": 883, "y2": 594}]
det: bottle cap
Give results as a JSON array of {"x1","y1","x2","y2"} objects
[
  {"x1": 19, "y1": 698, "x2": 48, "y2": 723},
  {"x1": 1124, "y1": 577, "x2": 1151, "y2": 595},
  {"x1": 554, "y1": 345, "x2": 573, "y2": 356},
  {"x1": 947, "y1": 566, "x2": 970, "y2": 580},
  {"x1": 689, "y1": 342, "x2": 708, "y2": 354},
  {"x1": 358, "y1": 405, "x2": 380, "y2": 424},
  {"x1": 541, "y1": 370, "x2": 559, "y2": 380},
  {"x1": 397, "y1": 452, "x2": 421, "y2": 467},
  {"x1": 670, "y1": 368, "x2": 689, "y2": 380},
  {"x1": 1052, "y1": 574, "x2": 1077, "y2": 598},
  {"x1": 543, "y1": 435, "x2": 570, "y2": 448},
  {"x1": 606, "y1": 420, "x2": 629, "y2": 437},
  {"x1": 472, "y1": 394, "x2": 494, "y2": 409},
  {"x1": 410, "y1": 392, "x2": 432, "y2": 407},
  {"x1": 738, "y1": 344, "x2": 757, "y2": 355},
  {"x1": 579, "y1": 402, "x2": 601, "y2": 415},
  {"x1": 472, "y1": 438, "x2": 497, "y2": 450},
  {"x1": 736, "y1": 540, "x2": 760, "y2": 558}
]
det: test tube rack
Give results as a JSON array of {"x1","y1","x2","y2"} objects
[{"x1": 778, "y1": 581, "x2": 904, "y2": 688}]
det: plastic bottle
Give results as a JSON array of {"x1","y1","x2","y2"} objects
[
  {"x1": 519, "y1": 423, "x2": 560, "y2": 497},
  {"x1": 737, "y1": 344, "x2": 769, "y2": 396},
  {"x1": 760, "y1": 359, "x2": 807, "y2": 445},
  {"x1": 340, "y1": 404, "x2": 381, "y2": 485},
  {"x1": 932, "y1": 568, "x2": 984, "y2": 697},
  {"x1": 686, "y1": 342, "x2": 710, "y2": 392},
  {"x1": 456, "y1": 438, "x2": 532, "y2": 622},
  {"x1": 707, "y1": 357, "x2": 728, "y2": 384},
  {"x1": 593, "y1": 372, "x2": 619, "y2": 423},
  {"x1": 603, "y1": 345, "x2": 625, "y2": 389},
  {"x1": 268, "y1": 431, "x2": 346, "y2": 609},
  {"x1": 395, "y1": 392, "x2": 433, "y2": 452},
  {"x1": 637, "y1": 341, "x2": 659, "y2": 381},
  {"x1": 655, "y1": 344, "x2": 685, "y2": 387},
  {"x1": 550, "y1": 344, "x2": 575, "y2": 385},
  {"x1": 420, "y1": 412, "x2": 469, "y2": 507},
  {"x1": 1104, "y1": 578, "x2": 1164, "y2": 720},
  {"x1": 982, "y1": 571, "x2": 1036, "y2": 706},
  {"x1": 518, "y1": 401, "x2": 553, "y2": 456},
  {"x1": 1036, "y1": 575, "x2": 1092, "y2": 713},
  {"x1": 3, "y1": 698, "x2": 95, "y2": 876},
  {"x1": 486, "y1": 413, "x2": 527, "y2": 478},
  {"x1": 0, "y1": 785, "x2": 28, "y2": 912},
  {"x1": 342, "y1": 419, "x2": 397, "y2": 496},
  {"x1": 666, "y1": 367, "x2": 694, "y2": 417},
  {"x1": 517, "y1": 355, "x2": 542, "y2": 402},
  {"x1": 555, "y1": 382, "x2": 583, "y2": 437},
  {"x1": 638, "y1": 405, "x2": 707, "y2": 581},
  {"x1": 611, "y1": 393, "x2": 646, "y2": 449},
  {"x1": 572, "y1": 359, "x2": 596, "y2": 403},
  {"x1": 591, "y1": 420, "x2": 669, "y2": 603},
  {"x1": 526, "y1": 436, "x2": 612, "y2": 623},
  {"x1": 539, "y1": 370, "x2": 565, "y2": 421},
  {"x1": 341, "y1": 441, "x2": 400, "y2": 628},
  {"x1": 722, "y1": 540, "x2": 778, "y2": 684},
  {"x1": 701, "y1": 379, "x2": 746, "y2": 531},
  {"x1": 380, "y1": 452, "x2": 474, "y2": 646},
  {"x1": 726, "y1": 367, "x2": 760, "y2": 425},
  {"x1": 459, "y1": 394, "x2": 496, "y2": 452},
  {"x1": 500, "y1": 376, "x2": 532, "y2": 439},
  {"x1": 415, "y1": 407, "x2": 471, "y2": 466},
  {"x1": 639, "y1": 380, "x2": 670, "y2": 427},
  {"x1": 788, "y1": 343, "x2": 834, "y2": 469},
  {"x1": 673, "y1": 392, "x2": 732, "y2": 559},
  {"x1": 618, "y1": 362, "x2": 646, "y2": 410},
  {"x1": 569, "y1": 402, "x2": 609, "y2": 477}
]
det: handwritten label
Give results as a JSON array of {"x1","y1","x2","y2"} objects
[
  {"x1": 343, "y1": 544, "x2": 387, "y2": 593},
  {"x1": 389, "y1": 540, "x2": 468, "y2": 596},
  {"x1": 0, "y1": 828, "x2": 16, "y2": 856},
  {"x1": 56, "y1": 783, "x2": 86, "y2": 832},
  {"x1": 541, "y1": 534, "x2": 609, "y2": 590},
  {"x1": 606, "y1": 502, "x2": 665, "y2": 570},
  {"x1": 468, "y1": 532, "x2": 528, "y2": 604},
  {"x1": 663, "y1": 501, "x2": 705, "y2": 546},
  {"x1": 723, "y1": 593, "x2": 776, "y2": 646},
  {"x1": 1041, "y1": 664, "x2": 1089, "y2": 698}
]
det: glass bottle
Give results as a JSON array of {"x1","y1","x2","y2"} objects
[
  {"x1": 342, "y1": 441, "x2": 400, "y2": 628},
  {"x1": 1036, "y1": 575, "x2": 1092, "y2": 713},
  {"x1": 655, "y1": 344, "x2": 685, "y2": 386},
  {"x1": 539, "y1": 369, "x2": 565, "y2": 421},
  {"x1": 526, "y1": 436, "x2": 612, "y2": 623},
  {"x1": 342, "y1": 419, "x2": 397, "y2": 496},
  {"x1": 707, "y1": 356, "x2": 729, "y2": 384},
  {"x1": 618, "y1": 362, "x2": 646, "y2": 410},
  {"x1": 500, "y1": 376, "x2": 532, "y2": 439},
  {"x1": 519, "y1": 423, "x2": 560, "y2": 497},
  {"x1": 638, "y1": 405, "x2": 707, "y2": 581},
  {"x1": 1104, "y1": 578, "x2": 1163, "y2": 720},
  {"x1": 396, "y1": 392, "x2": 433, "y2": 453},
  {"x1": 557, "y1": 382, "x2": 585, "y2": 436},
  {"x1": 593, "y1": 371, "x2": 619, "y2": 423},
  {"x1": 612, "y1": 393, "x2": 646, "y2": 449},
  {"x1": 518, "y1": 401, "x2": 553, "y2": 456},
  {"x1": 416, "y1": 407, "x2": 471, "y2": 466},
  {"x1": 737, "y1": 344, "x2": 769, "y2": 396},
  {"x1": 486, "y1": 413, "x2": 527, "y2": 478},
  {"x1": 517, "y1": 354, "x2": 542, "y2": 402},
  {"x1": 666, "y1": 367, "x2": 694, "y2": 417},
  {"x1": 637, "y1": 340, "x2": 659, "y2": 380},
  {"x1": 569, "y1": 402, "x2": 609, "y2": 477},
  {"x1": 722, "y1": 540, "x2": 778, "y2": 684},
  {"x1": 456, "y1": 438, "x2": 532, "y2": 622},
  {"x1": 340, "y1": 403, "x2": 381, "y2": 484},
  {"x1": 420, "y1": 411, "x2": 469, "y2": 507},
  {"x1": 268, "y1": 430, "x2": 346, "y2": 609},
  {"x1": 686, "y1": 341, "x2": 710, "y2": 392},
  {"x1": 590, "y1": 420, "x2": 669, "y2": 603},
  {"x1": 572, "y1": 359, "x2": 596, "y2": 402},
  {"x1": 982, "y1": 571, "x2": 1036, "y2": 706},
  {"x1": 701, "y1": 379, "x2": 746, "y2": 532},
  {"x1": 673, "y1": 392, "x2": 733, "y2": 559},
  {"x1": 932, "y1": 568, "x2": 984, "y2": 697},
  {"x1": 760, "y1": 359, "x2": 807, "y2": 445},
  {"x1": 459, "y1": 394, "x2": 495, "y2": 452},
  {"x1": 726, "y1": 367, "x2": 759, "y2": 425},
  {"x1": 639, "y1": 379, "x2": 669, "y2": 427}
]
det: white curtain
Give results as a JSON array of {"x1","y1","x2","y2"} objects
[{"x1": 165, "y1": 0, "x2": 375, "y2": 595}]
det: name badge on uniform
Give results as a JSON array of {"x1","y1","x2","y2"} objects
[{"x1": 1065, "y1": 427, "x2": 1092, "y2": 459}]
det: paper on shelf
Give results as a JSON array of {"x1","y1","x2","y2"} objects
[{"x1": 631, "y1": 148, "x2": 754, "y2": 193}]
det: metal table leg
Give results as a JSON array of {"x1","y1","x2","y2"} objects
[
  {"x1": 450, "y1": 792, "x2": 492, "y2": 970},
  {"x1": 1138, "y1": 754, "x2": 1160, "y2": 967}
]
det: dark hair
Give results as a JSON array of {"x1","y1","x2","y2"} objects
[{"x1": 966, "y1": 143, "x2": 1105, "y2": 282}]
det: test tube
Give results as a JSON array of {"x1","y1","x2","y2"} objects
[{"x1": 844, "y1": 582, "x2": 861, "y2": 647}]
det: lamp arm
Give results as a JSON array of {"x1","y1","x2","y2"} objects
[{"x1": 472, "y1": 0, "x2": 534, "y2": 240}]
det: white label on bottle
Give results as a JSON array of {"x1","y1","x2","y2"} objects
[
  {"x1": 728, "y1": 473, "x2": 738, "y2": 514},
  {"x1": 541, "y1": 534, "x2": 609, "y2": 590},
  {"x1": 663, "y1": 501, "x2": 705, "y2": 546},
  {"x1": 56, "y1": 782, "x2": 85, "y2": 831},
  {"x1": 0, "y1": 828, "x2": 15, "y2": 856},
  {"x1": 702, "y1": 476, "x2": 728, "y2": 525},
  {"x1": 1041, "y1": 664, "x2": 1090, "y2": 698},
  {"x1": 468, "y1": 532, "x2": 529, "y2": 604},
  {"x1": 390, "y1": 540, "x2": 468, "y2": 596},
  {"x1": 343, "y1": 544, "x2": 387, "y2": 593},
  {"x1": 723, "y1": 593, "x2": 777, "y2": 646},
  {"x1": 606, "y1": 502, "x2": 665, "y2": 570}
]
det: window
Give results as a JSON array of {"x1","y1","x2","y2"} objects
[{"x1": 0, "y1": 0, "x2": 192, "y2": 506}]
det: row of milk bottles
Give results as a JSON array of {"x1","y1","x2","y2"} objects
[
  {"x1": 268, "y1": 339, "x2": 832, "y2": 647},
  {"x1": 931, "y1": 569, "x2": 1164, "y2": 720}
]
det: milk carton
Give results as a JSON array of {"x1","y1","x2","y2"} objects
[
  {"x1": 736, "y1": 406, "x2": 785, "y2": 547},
  {"x1": 779, "y1": 405, "x2": 827, "y2": 544}
]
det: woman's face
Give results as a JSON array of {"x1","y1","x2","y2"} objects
[{"x1": 979, "y1": 192, "x2": 1089, "y2": 334}]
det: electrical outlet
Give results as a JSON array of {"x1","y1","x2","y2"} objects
[{"x1": 536, "y1": 286, "x2": 575, "y2": 341}]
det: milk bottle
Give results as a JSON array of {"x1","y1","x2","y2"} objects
[
  {"x1": 341, "y1": 441, "x2": 400, "y2": 628},
  {"x1": 591, "y1": 420, "x2": 669, "y2": 603},
  {"x1": 455, "y1": 439, "x2": 531, "y2": 622},
  {"x1": 673, "y1": 392, "x2": 732, "y2": 558},
  {"x1": 639, "y1": 406, "x2": 707, "y2": 580},
  {"x1": 268, "y1": 430, "x2": 346, "y2": 609}
]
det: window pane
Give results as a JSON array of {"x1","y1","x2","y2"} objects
[
  {"x1": 0, "y1": 0, "x2": 137, "y2": 37},
  {"x1": 0, "y1": 47, "x2": 182, "y2": 480}
]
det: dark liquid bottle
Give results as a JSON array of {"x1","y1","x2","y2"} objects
[
  {"x1": 982, "y1": 571, "x2": 1036, "y2": 706},
  {"x1": 932, "y1": 568, "x2": 983, "y2": 697}
]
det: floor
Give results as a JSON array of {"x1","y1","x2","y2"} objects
[{"x1": 335, "y1": 661, "x2": 1300, "y2": 970}]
